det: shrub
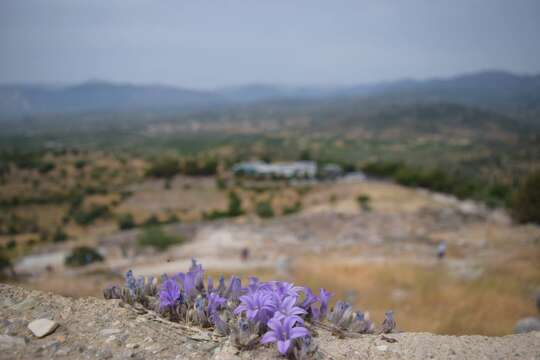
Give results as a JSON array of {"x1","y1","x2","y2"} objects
[
  {"x1": 74, "y1": 159, "x2": 87, "y2": 169},
  {"x1": 6, "y1": 239, "x2": 16, "y2": 250},
  {"x1": 65, "y1": 246, "x2": 104, "y2": 267},
  {"x1": 227, "y1": 191, "x2": 244, "y2": 217},
  {"x1": 52, "y1": 227, "x2": 68, "y2": 242},
  {"x1": 0, "y1": 250, "x2": 13, "y2": 276},
  {"x1": 146, "y1": 158, "x2": 181, "y2": 179},
  {"x1": 118, "y1": 213, "x2": 136, "y2": 230},
  {"x1": 119, "y1": 190, "x2": 133, "y2": 200},
  {"x1": 0, "y1": 161, "x2": 9, "y2": 177},
  {"x1": 356, "y1": 194, "x2": 371, "y2": 211},
  {"x1": 68, "y1": 192, "x2": 84, "y2": 210},
  {"x1": 182, "y1": 158, "x2": 218, "y2": 176},
  {"x1": 362, "y1": 160, "x2": 509, "y2": 207},
  {"x1": 203, "y1": 210, "x2": 230, "y2": 220},
  {"x1": 137, "y1": 226, "x2": 182, "y2": 251},
  {"x1": 73, "y1": 204, "x2": 110, "y2": 225},
  {"x1": 512, "y1": 170, "x2": 540, "y2": 224},
  {"x1": 283, "y1": 201, "x2": 302, "y2": 215},
  {"x1": 256, "y1": 201, "x2": 274, "y2": 218},
  {"x1": 144, "y1": 214, "x2": 161, "y2": 226},
  {"x1": 216, "y1": 177, "x2": 227, "y2": 190},
  {"x1": 361, "y1": 161, "x2": 403, "y2": 178},
  {"x1": 203, "y1": 191, "x2": 245, "y2": 221},
  {"x1": 38, "y1": 161, "x2": 55, "y2": 174},
  {"x1": 164, "y1": 213, "x2": 180, "y2": 224}
]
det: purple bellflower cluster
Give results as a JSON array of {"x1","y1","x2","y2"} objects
[{"x1": 103, "y1": 259, "x2": 396, "y2": 359}]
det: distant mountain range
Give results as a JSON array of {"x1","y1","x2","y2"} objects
[{"x1": 1, "y1": 70, "x2": 539, "y2": 122}]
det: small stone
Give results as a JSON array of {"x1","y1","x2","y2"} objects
[
  {"x1": 126, "y1": 343, "x2": 140, "y2": 349},
  {"x1": 56, "y1": 347, "x2": 71, "y2": 356},
  {"x1": 105, "y1": 335, "x2": 122, "y2": 346},
  {"x1": 101, "y1": 328, "x2": 122, "y2": 336},
  {"x1": 0, "y1": 335, "x2": 27, "y2": 349},
  {"x1": 28, "y1": 319, "x2": 59, "y2": 338},
  {"x1": 376, "y1": 345, "x2": 388, "y2": 351},
  {"x1": 56, "y1": 335, "x2": 66, "y2": 343}
]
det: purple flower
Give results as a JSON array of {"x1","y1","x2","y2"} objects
[
  {"x1": 247, "y1": 277, "x2": 271, "y2": 293},
  {"x1": 209, "y1": 312, "x2": 229, "y2": 335},
  {"x1": 271, "y1": 281, "x2": 303, "y2": 298},
  {"x1": 381, "y1": 310, "x2": 396, "y2": 334},
  {"x1": 189, "y1": 258, "x2": 203, "y2": 273},
  {"x1": 159, "y1": 279, "x2": 181, "y2": 309},
  {"x1": 125, "y1": 270, "x2": 137, "y2": 293},
  {"x1": 207, "y1": 276, "x2": 214, "y2": 293},
  {"x1": 226, "y1": 276, "x2": 244, "y2": 301},
  {"x1": 318, "y1": 288, "x2": 333, "y2": 319},
  {"x1": 216, "y1": 275, "x2": 226, "y2": 295},
  {"x1": 311, "y1": 304, "x2": 321, "y2": 321},
  {"x1": 260, "y1": 316, "x2": 310, "y2": 355},
  {"x1": 328, "y1": 301, "x2": 352, "y2": 326},
  {"x1": 182, "y1": 274, "x2": 194, "y2": 297},
  {"x1": 234, "y1": 291, "x2": 274, "y2": 324},
  {"x1": 195, "y1": 296, "x2": 206, "y2": 314},
  {"x1": 272, "y1": 295, "x2": 306, "y2": 324},
  {"x1": 300, "y1": 287, "x2": 318, "y2": 310},
  {"x1": 207, "y1": 292, "x2": 226, "y2": 315}
]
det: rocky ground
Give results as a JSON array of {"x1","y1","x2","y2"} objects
[{"x1": 1, "y1": 284, "x2": 539, "y2": 360}]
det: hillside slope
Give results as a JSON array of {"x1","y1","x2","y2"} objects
[{"x1": 1, "y1": 284, "x2": 539, "y2": 359}]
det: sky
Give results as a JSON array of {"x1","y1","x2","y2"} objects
[{"x1": 1, "y1": 0, "x2": 539, "y2": 89}]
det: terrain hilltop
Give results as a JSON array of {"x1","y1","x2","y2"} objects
[{"x1": 1, "y1": 284, "x2": 539, "y2": 359}]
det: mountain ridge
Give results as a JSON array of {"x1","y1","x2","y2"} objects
[{"x1": 1, "y1": 70, "x2": 539, "y2": 122}]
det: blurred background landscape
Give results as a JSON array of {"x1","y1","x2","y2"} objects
[{"x1": 1, "y1": 0, "x2": 539, "y2": 336}]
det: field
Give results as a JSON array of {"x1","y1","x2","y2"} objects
[
  {"x1": 1, "y1": 98, "x2": 539, "y2": 337},
  {"x1": 3, "y1": 174, "x2": 539, "y2": 336}
]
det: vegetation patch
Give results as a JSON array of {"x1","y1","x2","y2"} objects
[
  {"x1": 65, "y1": 246, "x2": 104, "y2": 267},
  {"x1": 256, "y1": 200, "x2": 275, "y2": 218},
  {"x1": 137, "y1": 226, "x2": 183, "y2": 251},
  {"x1": 511, "y1": 169, "x2": 540, "y2": 224}
]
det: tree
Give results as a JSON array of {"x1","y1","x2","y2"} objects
[
  {"x1": 118, "y1": 213, "x2": 136, "y2": 230},
  {"x1": 65, "y1": 246, "x2": 104, "y2": 267},
  {"x1": 227, "y1": 191, "x2": 244, "y2": 217},
  {"x1": 512, "y1": 170, "x2": 540, "y2": 224}
]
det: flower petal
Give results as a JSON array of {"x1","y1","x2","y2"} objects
[
  {"x1": 277, "y1": 340, "x2": 291, "y2": 355},
  {"x1": 260, "y1": 331, "x2": 278, "y2": 344},
  {"x1": 289, "y1": 326, "x2": 310, "y2": 339},
  {"x1": 267, "y1": 317, "x2": 282, "y2": 332}
]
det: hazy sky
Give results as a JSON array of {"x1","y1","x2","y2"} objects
[{"x1": 1, "y1": 0, "x2": 539, "y2": 88}]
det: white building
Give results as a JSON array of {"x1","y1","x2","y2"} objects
[{"x1": 232, "y1": 161, "x2": 317, "y2": 179}]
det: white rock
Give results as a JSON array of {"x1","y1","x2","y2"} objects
[
  {"x1": 376, "y1": 345, "x2": 388, "y2": 351},
  {"x1": 101, "y1": 328, "x2": 122, "y2": 336},
  {"x1": 27, "y1": 319, "x2": 59, "y2": 338}
]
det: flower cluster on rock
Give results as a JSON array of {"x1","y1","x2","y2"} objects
[{"x1": 103, "y1": 259, "x2": 395, "y2": 359}]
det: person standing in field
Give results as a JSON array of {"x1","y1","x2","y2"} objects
[{"x1": 437, "y1": 240, "x2": 447, "y2": 260}]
